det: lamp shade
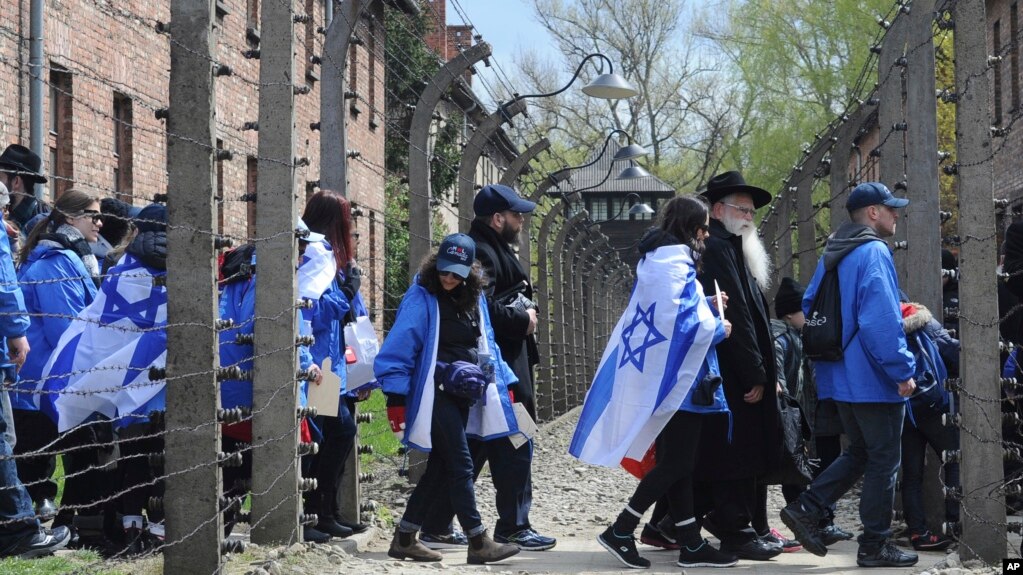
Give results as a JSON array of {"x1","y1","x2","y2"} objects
[
  {"x1": 616, "y1": 165, "x2": 652, "y2": 180},
  {"x1": 627, "y1": 202, "x2": 655, "y2": 216},
  {"x1": 582, "y1": 73, "x2": 639, "y2": 99},
  {"x1": 613, "y1": 143, "x2": 647, "y2": 161}
]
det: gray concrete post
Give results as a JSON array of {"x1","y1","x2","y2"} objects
[
  {"x1": 521, "y1": 172, "x2": 569, "y2": 270},
  {"x1": 795, "y1": 140, "x2": 832, "y2": 284},
  {"x1": 829, "y1": 107, "x2": 867, "y2": 234},
  {"x1": 251, "y1": 0, "x2": 301, "y2": 544},
  {"x1": 407, "y1": 43, "x2": 492, "y2": 279},
  {"x1": 535, "y1": 201, "x2": 565, "y2": 421},
  {"x1": 499, "y1": 138, "x2": 550, "y2": 188},
  {"x1": 456, "y1": 100, "x2": 527, "y2": 233},
  {"x1": 163, "y1": 2, "x2": 222, "y2": 572},
  {"x1": 953, "y1": 0, "x2": 1008, "y2": 563},
  {"x1": 876, "y1": 16, "x2": 909, "y2": 281}
]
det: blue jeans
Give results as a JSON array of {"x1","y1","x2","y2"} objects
[
  {"x1": 901, "y1": 405, "x2": 960, "y2": 534},
  {"x1": 0, "y1": 411, "x2": 38, "y2": 540},
  {"x1": 399, "y1": 392, "x2": 484, "y2": 538},
  {"x1": 798, "y1": 401, "x2": 904, "y2": 548}
]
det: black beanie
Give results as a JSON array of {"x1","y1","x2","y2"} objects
[
  {"x1": 941, "y1": 249, "x2": 957, "y2": 271},
  {"x1": 774, "y1": 276, "x2": 805, "y2": 319}
]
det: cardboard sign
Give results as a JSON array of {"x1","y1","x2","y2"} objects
[{"x1": 307, "y1": 357, "x2": 341, "y2": 417}]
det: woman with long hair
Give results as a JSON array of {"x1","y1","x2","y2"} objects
[
  {"x1": 376, "y1": 233, "x2": 520, "y2": 565},
  {"x1": 572, "y1": 195, "x2": 738, "y2": 569},
  {"x1": 298, "y1": 190, "x2": 367, "y2": 540},
  {"x1": 10, "y1": 189, "x2": 103, "y2": 535}
]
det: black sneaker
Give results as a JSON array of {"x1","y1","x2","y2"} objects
[
  {"x1": 820, "y1": 523, "x2": 854, "y2": 546},
  {"x1": 639, "y1": 523, "x2": 679, "y2": 550},
  {"x1": 0, "y1": 525, "x2": 72, "y2": 559},
  {"x1": 495, "y1": 528, "x2": 557, "y2": 551},
  {"x1": 780, "y1": 501, "x2": 827, "y2": 557},
  {"x1": 856, "y1": 541, "x2": 918, "y2": 567},
  {"x1": 677, "y1": 539, "x2": 738, "y2": 568},
  {"x1": 597, "y1": 525, "x2": 651, "y2": 569},
  {"x1": 910, "y1": 531, "x2": 954, "y2": 551}
]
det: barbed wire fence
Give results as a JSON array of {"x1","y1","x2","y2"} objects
[
  {"x1": 0, "y1": 0, "x2": 635, "y2": 573},
  {"x1": 759, "y1": 0, "x2": 1018, "y2": 565}
]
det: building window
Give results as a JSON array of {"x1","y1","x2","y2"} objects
[
  {"x1": 113, "y1": 93, "x2": 133, "y2": 203},
  {"x1": 1012, "y1": 3, "x2": 1020, "y2": 111},
  {"x1": 247, "y1": 0, "x2": 260, "y2": 38},
  {"x1": 631, "y1": 195, "x2": 654, "y2": 221},
  {"x1": 588, "y1": 198, "x2": 608, "y2": 221},
  {"x1": 48, "y1": 64, "x2": 73, "y2": 199},
  {"x1": 368, "y1": 15, "x2": 377, "y2": 120},
  {"x1": 995, "y1": 19, "x2": 1004, "y2": 124},
  {"x1": 215, "y1": 139, "x2": 225, "y2": 235},
  {"x1": 246, "y1": 157, "x2": 257, "y2": 241}
]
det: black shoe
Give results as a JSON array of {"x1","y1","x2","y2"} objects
[
  {"x1": 820, "y1": 523, "x2": 854, "y2": 546},
  {"x1": 720, "y1": 537, "x2": 783, "y2": 561},
  {"x1": 34, "y1": 499, "x2": 57, "y2": 522},
  {"x1": 700, "y1": 512, "x2": 723, "y2": 540},
  {"x1": 639, "y1": 523, "x2": 679, "y2": 550},
  {"x1": 655, "y1": 514, "x2": 678, "y2": 542},
  {"x1": 677, "y1": 539, "x2": 738, "y2": 568},
  {"x1": 316, "y1": 518, "x2": 354, "y2": 538},
  {"x1": 910, "y1": 530, "x2": 954, "y2": 551},
  {"x1": 0, "y1": 525, "x2": 72, "y2": 559},
  {"x1": 303, "y1": 525, "x2": 332, "y2": 543},
  {"x1": 856, "y1": 541, "x2": 919, "y2": 567},
  {"x1": 597, "y1": 525, "x2": 650, "y2": 569},
  {"x1": 780, "y1": 501, "x2": 827, "y2": 557},
  {"x1": 336, "y1": 518, "x2": 370, "y2": 534}
]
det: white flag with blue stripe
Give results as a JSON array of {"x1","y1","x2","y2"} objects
[
  {"x1": 298, "y1": 239, "x2": 337, "y2": 301},
  {"x1": 569, "y1": 245, "x2": 718, "y2": 467},
  {"x1": 42, "y1": 254, "x2": 167, "y2": 432}
]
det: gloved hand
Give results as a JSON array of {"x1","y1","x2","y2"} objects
[
  {"x1": 387, "y1": 406, "x2": 406, "y2": 443},
  {"x1": 340, "y1": 262, "x2": 362, "y2": 301},
  {"x1": 508, "y1": 386, "x2": 517, "y2": 403},
  {"x1": 130, "y1": 230, "x2": 168, "y2": 270}
]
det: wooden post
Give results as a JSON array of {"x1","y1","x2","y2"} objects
[
  {"x1": 953, "y1": 0, "x2": 1007, "y2": 563},
  {"x1": 251, "y1": 0, "x2": 301, "y2": 544},
  {"x1": 163, "y1": 2, "x2": 222, "y2": 572}
]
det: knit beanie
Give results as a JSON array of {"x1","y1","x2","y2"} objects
[{"x1": 774, "y1": 276, "x2": 805, "y2": 318}]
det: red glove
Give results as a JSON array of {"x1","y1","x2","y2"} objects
[
  {"x1": 387, "y1": 406, "x2": 406, "y2": 443},
  {"x1": 508, "y1": 388, "x2": 516, "y2": 403}
]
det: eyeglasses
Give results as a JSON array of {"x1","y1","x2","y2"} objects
[
  {"x1": 721, "y1": 202, "x2": 756, "y2": 217},
  {"x1": 438, "y1": 270, "x2": 464, "y2": 280},
  {"x1": 79, "y1": 210, "x2": 103, "y2": 224}
]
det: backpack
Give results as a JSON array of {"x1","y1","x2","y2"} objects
[{"x1": 802, "y1": 269, "x2": 857, "y2": 361}]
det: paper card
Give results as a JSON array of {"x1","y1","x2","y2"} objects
[
  {"x1": 714, "y1": 280, "x2": 724, "y2": 318},
  {"x1": 508, "y1": 402, "x2": 539, "y2": 450},
  {"x1": 307, "y1": 357, "x2": 341, "y2": 418}
]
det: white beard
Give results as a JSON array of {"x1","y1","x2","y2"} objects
[{"x1": 720, "y1": 213, "x2": 773, "y2": 292}]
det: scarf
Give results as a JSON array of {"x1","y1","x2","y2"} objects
[{"x1": 40, "y1": 223, "x2": 101, "y2": 284}]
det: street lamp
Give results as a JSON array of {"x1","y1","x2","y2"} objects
[
  {"x1": 545, "y1": 129, "x2": 648, "y2": 201},
  {"x1": 586, "y1": 192, "x2": 655, "y2": 228},
  {"x1": 498, "y1": 53, "x2": 638, "y2": 121}
]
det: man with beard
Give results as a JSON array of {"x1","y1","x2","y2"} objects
[
  {"x1": 780, "y1": 182, "x2": 917, "y2": 568},
  {"x1": 419, "y1": 184, "x2": 555, "y2": 552},
  {"x1": 693, "y1": 171, "x2": 783, "y2": 561},
  {"x1": 0, "y1": 145, "x2": 49, "y2": 233}
]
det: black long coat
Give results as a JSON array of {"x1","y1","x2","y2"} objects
[
  {"x1": 469, "y1": 220, "x2": 540, "y2": 419},
  {"x1": 694, "y1": 219, "x2": 781, "y2": 481}
]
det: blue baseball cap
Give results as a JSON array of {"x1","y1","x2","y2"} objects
[
  {"x1": 437, "y1": 233, "x2": 475, "y2": 278},
  {"x1": 846, "y1": 182, "x2": 909, "y2": 211},
  {"x1": 473, "y1": 184, "x2": 537, "y2": 217}
]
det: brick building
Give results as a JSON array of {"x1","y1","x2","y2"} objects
[{"x1": 0, "y1": 0, "x2": 420, "y2": 323}]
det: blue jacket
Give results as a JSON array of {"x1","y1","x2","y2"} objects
[
  {"x1": 679, "y1": 318, "x2": 730, "y2": 414},
  {"x1": 803, "y1": 223, "x2": 915, "y2": 403},
  {"x1": 0, "y1": 227, "x2": 28, "y2": 382},
  {"x1": 375, "y1": 281, "x2": 519, "y2": 452},
  {"x1": 12, "y1": 244, "x2": 97, "y2": 411},
  {"x1": 309, "y1": 277, "x2": 351, "y2": 391}
]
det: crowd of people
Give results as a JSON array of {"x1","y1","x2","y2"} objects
[{"x1": 0, "y1": 137, "x2": 1008, "y2": 571}]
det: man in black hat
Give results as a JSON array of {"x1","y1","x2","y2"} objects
[
  {"x1": 693, "y1": 170, "x2": 783, "y2": 560},
  {"x1": 0, "y1": 145, "x2": 49, "y2": 232},
  {"x1": 420, "y1": 184, "x2": 556, "y2": 552}
]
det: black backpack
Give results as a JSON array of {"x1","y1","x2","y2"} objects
[{"x1": 802, "y1": 269, "x2": 858, "y2": 361}]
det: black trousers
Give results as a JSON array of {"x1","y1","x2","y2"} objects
[
  {"x1": 694, "y1": 476, "x2": 758, "y2": 545},
  {"x1": 307, "y1": 397, "x2": 357, "y2": 518},
  {"x1": 116, "y1": 423, "x2": 164, "y2": 523},
  {"x1": 11, "y1": 409, "x2": 58, "y2": 503},
  {"x1": 627, "y1": 411, "x2": 704, "y2": 523},
  {"x1": 57, "y1": 420, "x2": 116, "y2": 521}
]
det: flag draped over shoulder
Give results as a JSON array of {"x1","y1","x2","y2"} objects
[
  {"x1": 42, "y1": 254, "x2": 167, "y2": 432},
  {"x1": 298, "y1": 240, "x2": 337, "y2": 301},
  {"x1": 569, "y1": 245, "x2": 718, "y2": 468}
]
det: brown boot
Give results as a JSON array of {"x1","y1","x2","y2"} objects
[
  {"x1": 388, "y1": 528, "x2": 443, "y2": 562},
  {"x1": 467, "y1": 530, "x2": 520, "y2": 565}
]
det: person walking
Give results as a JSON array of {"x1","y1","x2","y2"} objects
[
  {"x1": 780, "y1": 182, "x2": 918, "y2": 568},
  {"x1": 378, "y1": 234, "x2": 520, "y2": 565}
]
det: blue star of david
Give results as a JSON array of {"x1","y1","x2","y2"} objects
[
  {"x1": 618, "y1": 302, "x2": 667, "y2": 372},
  {"x1": 100, "y1": 263, "x2": 168, "y2": 328}
]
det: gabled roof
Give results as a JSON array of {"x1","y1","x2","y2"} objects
[{"x1": 551, "y1": 140, "x2": 674, "y2": 196}]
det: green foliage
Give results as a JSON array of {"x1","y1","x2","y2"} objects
[
  {"x1": 384, "y1": 176, "x2": 410, "y2": 331},
  {"x1": 430, "y1": 111, "x2": 463, "y2": 197},
  {"x1": 0, "y1": 550, "x2": 152, "y2": 575}
]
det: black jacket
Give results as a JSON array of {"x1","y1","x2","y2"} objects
[
  {"x1": 469, "y1": 219, "x2": 539, "y2": 418},
  {"x1": 695, "y1": 218, "x2": 781, "y2": 480}
]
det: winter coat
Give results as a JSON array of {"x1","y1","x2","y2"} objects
[
  {"x1": 694, "y1": 219, "x2": 780, "y2": 481},
  {"x1": 469, "y1": 219, "x2": 539, "y2": 418},
  {"x1": 802, "y1": 222, "x2": 915, "y2": 403},
  {"x1": 375, "y1": 281, "x2": 519, "y2": 452},
  {"x1": 902, "y1": 302, "x2": 955, "y2": 417},
  {"x1": 12, "y1": 244, "x2": 97, "y2": 412}
]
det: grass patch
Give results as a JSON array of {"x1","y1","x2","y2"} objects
[
  {"x1": 0, "y1": 550, "x2": 152, "y2": 575},
  {"x1": 357, "y1": 392, "x2": 399, "y2": 466}
]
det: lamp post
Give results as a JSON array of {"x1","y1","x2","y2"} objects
[
  {"x1": 457, "y1": 53, "x2": 638, "y2": 232},
  {"x1": 585, "y1": 192, "x2": 655, "y2": 229}
]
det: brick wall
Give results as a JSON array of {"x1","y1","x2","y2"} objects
[{"x1": 0, "y1": 0, "x2": 389, "y2": 322}]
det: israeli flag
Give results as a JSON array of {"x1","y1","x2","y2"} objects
[
  {"x1": 42, "y1": 254, "x2": 167, "y2": 432},
  {"x1": 569, "y1": 244, "x2": 718, "y2": 468},
  {"x1": 298, "y1": 239, "x2": 337, "y2": 301}
]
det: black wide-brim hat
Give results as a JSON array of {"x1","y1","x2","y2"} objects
[
  {"x1": 700, "y1": 170, "x2": 771, "y2": 209},
  {"x1": 0, "y1": 144, "x2": 47, "y2": 184}
]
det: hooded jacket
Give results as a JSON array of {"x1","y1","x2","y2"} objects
[{"x1": 802, "y1": 222, "x2": 915, "y2": 403}]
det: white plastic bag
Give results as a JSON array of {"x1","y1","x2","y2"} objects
[{"x1": 344, "y1": 316, "x2": 379, "y2": 390}]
